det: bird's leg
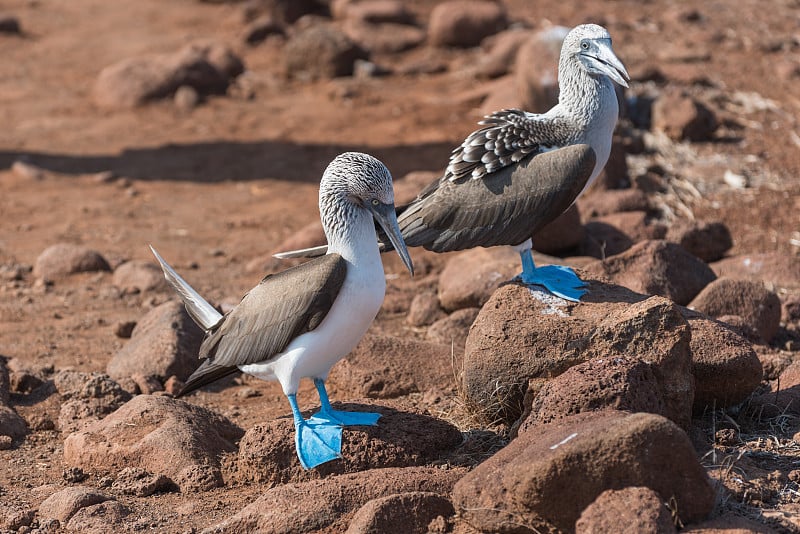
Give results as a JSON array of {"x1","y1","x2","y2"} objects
[
  {"x1": 515, "y1": 243, "x2": 587, "y2": 302},
  {"x1": 287, "y1": 393, "x2": 342, "y2": 469},
  {"x1": 308, "y1": 378, "x2": 381, "y2": 427}
]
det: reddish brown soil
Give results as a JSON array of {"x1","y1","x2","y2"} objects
[{"x1": 1, "y1": 0, "x2": 800, "y2": 531}]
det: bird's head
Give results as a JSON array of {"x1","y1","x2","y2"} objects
[
  {"x1": 321, "y1": 152, "x2": 414, "y2": 276},
  {"x1": 564, "y1": 24, "x2": 629, "y2": 88}
]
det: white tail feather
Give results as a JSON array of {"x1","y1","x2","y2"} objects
[{"x1": 149, "y1": 245, "x2": 223, "y2": 331}]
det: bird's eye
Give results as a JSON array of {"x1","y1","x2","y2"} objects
[
  {"x1": 371, "y1": 199, "x2": 380, "y2": 206},
  {"x1": 581, "y1": 41, "x2": 589, "y2": 50}
]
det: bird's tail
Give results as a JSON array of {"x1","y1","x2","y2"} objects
[{"x1": 149, "y1": 245, "x2": 223, "y2": 331}]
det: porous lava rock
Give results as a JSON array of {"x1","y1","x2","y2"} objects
[
  {"x1": 112, "y1": 260, "x2": 169, "y2": 293},
  {"x1": 428, "y1": 1, "x2": 508, "y2": 48},
  {"x1": 33, "y1": 243, "x2": 111, "y2": 279},
  {"x1": 345, "y1": 491, "x2": 454, "y2": 534},
  {"x1": 575, "y1": 486, "x2": 676, "y2": 534}
]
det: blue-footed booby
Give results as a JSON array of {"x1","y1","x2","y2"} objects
[
  {"x1": 150, "y1": 152, "x2": 413, "y2": 469},
  {"x1": 275, "y1": 24, "x2": 628, "y2": 302}
]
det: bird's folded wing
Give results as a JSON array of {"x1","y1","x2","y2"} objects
[
  {"x1": 444, "y1": 109, "x2": 572, "y2": 182},
  {"x1": 199, "y1": 253, "x2": 347, "y2": 368},
  {"x1": 399, "y1": 144, "x2": 596, "y2": 251}
]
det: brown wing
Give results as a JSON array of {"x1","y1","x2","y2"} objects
[
  {"x1": 397, "y1": 144, "x2": 596, "y2": 252},
  {"x1": 177, "y1": 254, "x2": 347, "y2": 396}
]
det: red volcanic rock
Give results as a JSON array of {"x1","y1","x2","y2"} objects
[
  {"x1": 208, "y1": 466, "x2": 466, "y2": 533},
  {"x1": 584, "y1": 240, "x2": 717, "y2": 305},
  {"x1": 284, "y1": 24, "x2": 367, "y2": 80},
  {"x1": 345, "y1": 492, "x2": 454, "y2": 534},
  {"x1": 514, "y1": 26, "x2": 567, "y2": 112},
  {"x1": 666, "y1": 220, "x2": 733, "y2": 262},
  {"x1": 578, "y1": 188, "x2": 651, "y2": 219},
  {"x1": 112, "y1": 260, "x2": 168, "y2": 293},
  {"x1": 93, "y1": 42, "x2": 243, "y2": 108},
  {"x1": 712, "y1": 252, "x2": 800, "y2": 290},
  {"x1": 37, "y1": 486, "x2": 113, "y2": 523},
  {"x1": 685, "y1": 313, "x2": 762, "y2": 412},
  {"x1": 33, "y1": 243, "x2": 111, "y2": 279},
  {"x1": 582, "y1": 211, "x2": 667, "y2": 258},
  {"x1": 235, "y1": 400, "x2": 463, "y2": 486},
  {"x1": 428, "y1": 1, "x2": 508, "y2": 48},
  {"x1": 576, "y1": 487, "x2": 676, "y2": 534},
  {"x1": 426, "y1": 307, "x2": 479, "y2": 348},
  {"x1": 64, "y1": 500, "x2": 130, "y2": 532},
  {"x1": 407, "y1": 290, "x2": 445, "y2": 327},
  {"x1": 437, "y1": 247, "x2": 519, "y2": 312},
  {"x1": 521, "y1": 355, "x2": 669, "y2": 429},
  {"x1": 682, "y1": 512, "x2": 781, "y2": 533},
  {"x1": 652, "y1": 89, "x2": 718, "y2": 141},
  {"x1": 328, "y1": 334, "x2": 454, "y2": 399},
  {"x1": 106, "y1": 301, "x2": 205, "y2": 383},
  {"x1": 63, "y1": 395, "x2": 243, "y2": 492},
  {"x1": 55, "y1": 371, "x2": 132, "y2": 433},
  {"x1": 463, "y1": 282, "x2": 693, "y2": 428},
  {"x1": 689, "y1": 278, "x2": 782, "y2": 342},
  {"x1": 452, "y1": 411, "x2": 714, "y2": 533}
]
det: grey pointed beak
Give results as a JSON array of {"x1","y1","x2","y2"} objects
[
  {"x1": 369, "y1": 201, "x2": 414, "y2": 277},
  {"x1": 593, "y1": 41, "x2": 630, "y2": 88}
]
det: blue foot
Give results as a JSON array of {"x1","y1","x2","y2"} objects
[
  {"x1": 517, "y1": 249, "x2": 586, "y2": 302},
  {"x1": 288, "y1": 394, "x2": 342, "y2": 469},
  {"x1": 309, "y1": 378, "x2": 382, "y2": 427}
]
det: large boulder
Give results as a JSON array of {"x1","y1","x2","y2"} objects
[
  {"x1": 463, "y1": 281, "x2": 694, "y2": 428},
  {"x1": 63, "y1": 395, "x2": 243, "y2": 491},
  {"x1": 584, "y1": 240, "x2": 717, "y2": 305},
  {"x1": 712, "y1": 252, "x2": 800, "y2": 290},
  {"x1": 514, "y1": 26, "x2": 567, "y2": 112},
  {"x1": 452, "y1": 411, "x2": 715, "y2": 533},
  {"x1": 665, "y1": 220, "x2": 733, "y2": 262}
]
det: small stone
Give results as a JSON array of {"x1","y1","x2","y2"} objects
[
  {"x1": 63, "y1": 467, "x2": 88, "y2": 484},
  {"x1": 243, "y1": 15, "x2": 284, "y2": 46},
  {"x1": 0, "y1": 434, "x2": 12, "y2": 449},
  {"x1": 429, "y1": 1, "x2": 508, "y2": 48},
  {"x1": 0, "y1": 14, "x2": 21, "y2": 34},
  {"x1": 174, "y1": 85, "x2": 200, "y2": 111},
  {"x1": 407, "y1": 291, "x2": 445, "y2": 327},
  {"x1": 11, "y1": 160, "x2": 44, "y2": 180},
  {"x1": 34, "y1": 243, "x2": 111, "y2": 279},
  {"x1": 112, "y1": 467, "x2": 176, "y2": 496}
]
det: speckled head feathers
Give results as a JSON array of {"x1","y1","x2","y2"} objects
[
  {"x1": 560, "y1": 23, "x2": 629, "y2": 87},
  {"x1": 320, "y1": 152, "x2": 395, "y2": 207}
]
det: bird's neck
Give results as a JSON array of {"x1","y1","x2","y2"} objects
[
  {"x1": 321, "y1": 195, "x2": 380, "y2": 266},
  {"x1": 556, "y1": 59, "x2": 618, "y2": 129}
]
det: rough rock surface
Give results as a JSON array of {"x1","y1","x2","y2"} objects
[
  {"x1": 0, "y1": 358, "x2": 26, "y2": 440},
  {"x1": 712, "y1": 252, "x2": 800, "y2": 290},
  {"x1": 584, "y1": 239, "x2": 717, "y2": 305},
  {"x1": 531, "y1": 204, "x2": 584, "y2": 255},
  {"x1": 666, "y1": 220, "x2": 733, "y2": 262},
  {"x1": 652, "y1": 89, "x2": 718, "y2": 141},
  {"x1": 345, "y1": 491, "x2": 454, "y2": 534},
  {"x1": 92, "y1": 42, "x2": 244, "y2": 108},
  {"x1": 428, "y1": 1, "x2": 508, "y2": 48},
  {"x1": 575, "y1": 486, "x2": 676, "y2": 534},
  {"x1": 689, "y1": 278, "x2": 782, "y2": 342},
  {"x1": 37, "y1": 486, "x2": 113, "y2": 523},
  {"x1": 463, "y1": 282, "x2": 693, "y2": 428},
  {"x1": 55, "y1": 371, "x2": 132, "y2": 433},
  {"x1": 106, "y1": 300, "x2": 205, "y2": 382},
  {"x1": 425, "y1": 307, "x2": 479, "y2": 348},
  {"x1": 63, "y1": 395, "x2": 243, "y2": 491},
  {"x1": 328, "y1": 334, "x2": 454, "y2": 399},
  {"x1": 111, "y1": 260, "x2": 169, "y2": 293},
  {"x1": 452, "y1": 411, "x2": 714, "y2": 533},
  {"x1": 406, "y1": 290, "x2": 445, "y2": 327},
  {"x1": 284, "y1": 24, "x2": 367, "y2": 80},
  {"x1": 207, "y1": 466, "x2": 466, "y2": 533},
  {"x1": 236, "y1": 400, "x2": 463, "y2": 486},
  {"x1": 64, "y1": 500, "x2": 130, "y2": 532},
  {"x1": 686, "y1": 313, "x2": 763, "y2": 411},
  {"x1": 522, "y1": 355, "x2": 669, "y2": 428},
  {"x1": 33, "y1": 243, "x2": 111, "y2": 279}
]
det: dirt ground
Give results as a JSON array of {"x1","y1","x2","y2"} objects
[{"x1": 2, "y1": 0, "x2": 800, "y2": 531}]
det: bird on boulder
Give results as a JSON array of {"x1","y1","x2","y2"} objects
[
  {"x1": 275, "y1": 24, "x2": 628, "y2": 302},
  {"x1": 151, "y1": 152, "x2": 414, "y2": 469}
]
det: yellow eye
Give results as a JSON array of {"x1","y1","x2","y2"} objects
[{"x1": 371, "y1": 199, "x2": 380, "y2": 206}]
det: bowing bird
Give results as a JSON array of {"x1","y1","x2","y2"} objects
[{"x1": 151, "y1": 152, "x2": 413, "y2": 469}]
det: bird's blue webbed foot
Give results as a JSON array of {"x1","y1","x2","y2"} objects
[
  {"x1": 308, "y1": 378, "x2": 382, "y2": 427},
  {"x1": 517, "y1": 249, "x2": 587, "y2": 302},
  {"x1": 288, "y1": 394, "x2": 343, "y2": 469}
]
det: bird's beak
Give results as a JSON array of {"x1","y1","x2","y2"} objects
[
  {"x1": 590, "y1": 40, "x2": 630, "y2": 88},
  {"x1": 369, "y1": 201, "x2": 414, "y2": 277}
]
